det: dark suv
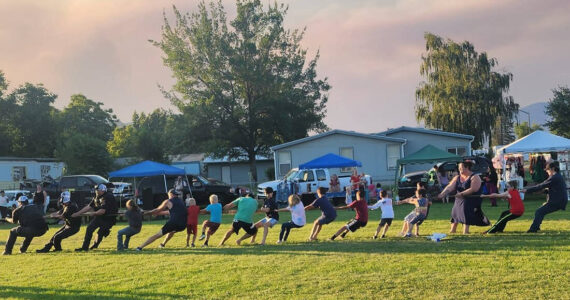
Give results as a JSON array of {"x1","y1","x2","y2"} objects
[
  {"x1": 186, "y1": 174, "x2": 235, "y2": 206},
  {"x1": 58, "y1": 175, "x2": 110, "y2": 207}
]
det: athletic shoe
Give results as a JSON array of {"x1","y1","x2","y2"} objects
[
  {"x1": 372, "y1": 235, "x2": 377, "y2": 240},
  {"x1": 159, "y1": 243, "x2": 165, "y2": 248},
  {"x1": 526, "y1": 229, "x2": 538, "y2": 233},
  {"x1": 199, "y1": 234, "x2": 206, "y2": 241},
  {"x1": 404, "y1": 233, "x2": 412, "y2": 238},
  {"x1": 191, "y1": 244, "x2": 195, "y2": 248},
  {"x1": 202, "y1": 244, "x2": 208, "y2": 248},
  {"x1": 36, "y1": 248, "x2": 50, "y2": 253},
  {"x1": 74, "y1": 247, "x2": 88, "y2": 252},
  {"x1": 2, "y1": 251, "x2": 11, "y2": 255},
  {"x1": 136, "y1": 247, "x2": 142, "y2": 251}
]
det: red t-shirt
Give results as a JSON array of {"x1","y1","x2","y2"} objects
[
  {"x1": 187, "y1": 205, "x2": 200, "y2": 225},
  {"x1": 508, "y1": 190, "x2": 524, "y2": 215},
  {"x1": 348, "y1": 199, "x2": 368, "y2": 223},
  {"x1": 350, "y1": 175, "x2": 361, "y2": 190}
]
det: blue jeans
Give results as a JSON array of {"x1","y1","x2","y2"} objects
[{"x1": 117, "y1": 226, "x2": 140, "y2": 250}]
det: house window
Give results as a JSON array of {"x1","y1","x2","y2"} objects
[
  {"x1": 316, "y1": 169, "x2": 326, "y2": 181},
  {"x1": 387, "y1": 144, "x2": 400, "y2": 170},
  {"x1": 339, "y1": 147, "x2": 354, "y2": 173},
  {"x1": 447, "y1": 147, "x2": 467, "y2": 156},
  {"x1": 12, "y1": 166, "x2": 26, "y2": 181},
  {"x1": 278, "y1": 151, "x2": 292, "y2": 176}
]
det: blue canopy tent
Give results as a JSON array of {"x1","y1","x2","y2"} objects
[
  {"x1": 108, "y1": 160, "x2": 187, "y2": 196},
  {"x1": 299, "y1": 153, "x2": 362, "y2": 169}
]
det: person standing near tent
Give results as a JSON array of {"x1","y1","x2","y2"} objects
[
  {"x1": 438, "y1": 161, "x2": 490, "y2": 234},
  {"x1": 522, "y1": 161, "x2": 567, "y2": 233},
  {"x1": 73, "y1": 184, "x2": 118, "y2": 251}
]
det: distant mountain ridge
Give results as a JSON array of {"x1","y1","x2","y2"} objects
[{"x1": 518, "y1": 102, "x2": 549, "y2": 127}]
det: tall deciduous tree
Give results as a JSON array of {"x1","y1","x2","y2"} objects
[
  {"x1": 152, "y1": 0, "x2": 330, "y2": 181},
  {"x1": 545, "y1": 86, "x2": 570, "y2": 138},
  {"x1": 55, "y1": 94, "x2": 117, "y2": 175},
  {"x1": 415, "y1": 33, "x2": 519, "y2": 148},
  {"x1": 491, "y1": 116, "x2": 516, "y2": 146},
  {"x1": 6, "y1": 83, "x2": 58, "y2": 157}
]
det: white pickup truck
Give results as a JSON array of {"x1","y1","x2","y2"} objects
[{"x1": 257, "y1": 168, "x2": 370, "y2": 200}]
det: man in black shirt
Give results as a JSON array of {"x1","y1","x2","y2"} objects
[
  {"x1": 250, "y1": 187, "x2": 279, "y2": 245},
  {"x1": 3, "y1": 196, "x2": 49, "y2": 255},
  {"x1": 523, "y1": 161, "x2": 568, "y2": 233},
  {"x1": 73, "y1": 184, "x2": 118, "y2": 251},
  {"x1": 36, "y1": 191, "x2": 81, "y2": 252}
]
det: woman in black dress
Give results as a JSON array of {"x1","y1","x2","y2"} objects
[{"x1": 438, "y1": 161, "x2": 490, "y2": 234}]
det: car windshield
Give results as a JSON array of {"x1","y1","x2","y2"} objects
[
  {"x1": 284, "y1": 169, "x2": 300, "y2": 181},
  {"x1": 195, "y1": 175, "x2": 210, "y2": 185},
  {"x1": 88, "y1": 175, "x2": 109, "y2": 185}
]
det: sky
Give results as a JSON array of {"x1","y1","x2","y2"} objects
[{"x1": 1, "y1": 0, "x2": 569, "y2": 133}]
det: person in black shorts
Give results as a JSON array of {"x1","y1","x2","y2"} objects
[
  {"x1": 73, "y1": 184, "x2": 118, "y2": 251},
  {"x1": 3, "y1": 196, "x2": 49, "y2": 255},
  {"x1": 36, "y1": 191, "x2": 81, "y2": 252},
  {"x1": 330, "y1": 190, "x2": 368, "y2": 240},
  {"x1": 136, "y1": 189, "x2": 187, "y2": 251}
]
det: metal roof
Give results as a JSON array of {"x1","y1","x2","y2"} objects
[
  {"x1": 375, "y1": 126, "x2": 474, "y2": 140},
  {"x1": 271, "y1": 129, "x2": 406, "y2": 151}
]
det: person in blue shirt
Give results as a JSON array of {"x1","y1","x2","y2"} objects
[
  {"x1": 305, "y1": 187, "x2": 337, "y2": 241},
  {"x1": 198, "y1": 194, "x2": 223, "y2": 247}
]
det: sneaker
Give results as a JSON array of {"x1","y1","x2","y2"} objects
[
  {"x1": 526, "y1": 229, "x2": 538, "y2": 233},
  {"x1": 89, "y1": 244, "x2": 98, "y2": 250},
  {"x1": 159, "y1": 243, "x2": 165, "y2": 248},
  {"x1": 36, "y1": 248, "x2": 50, "y2": 253},
  {"x1": 2, "y1": 251, "x2": 11, "y2": 255},
  {"x1": 372, "y1": 235, "x2": 377, "y2": 240},
  {"x1": 202, "y1": 244, "x2": 209, "y2": 248},
  {"x1": 136, "y1": 247, "x2": 142, "y2": 251},
  {"x1": 74, "y1": 247, "x2": 88, "y2": 252},
  {"x1": 199, "y1": 234, "x2": 206, "y2": 241},
  {"x1": 191, "y1": 244, "x2": 195, "y2": 248},
  {"x1": 404, "y1": 233, "x2": 412, "y2": 238},
  {"x1": 276, "y1": 240, "x2": 283, "y2": 244},
  {"x1": 380, "y1": 235, "x2": 386, "y2": 239}
]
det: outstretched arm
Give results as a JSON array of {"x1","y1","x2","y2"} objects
[{"x1": 481, "y1": 191, "x2": 509, "y2": 198}]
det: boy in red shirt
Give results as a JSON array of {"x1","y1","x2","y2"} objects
[
  {"x1": 330, "y1": 190, "x2": 368, "y2": 240},
  {"x1": 481, "y1": 180, "x2": 524, "y2": 234},
  {"x1": 185, "y1": 198, "x2": 200, "y2": 247}
]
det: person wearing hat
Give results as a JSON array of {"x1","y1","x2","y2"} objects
[
  {"x1": 36, "y1": 191, "x2": 81, "y2": 252},
  {"x1": 135, "y1": 188, "x2": 187, "y2": 251},
  {"x1": 522, "y1": 161, "x2": 568, "y2": 233},
  {"x1": 3, "y1": 196, "x2": 49, "y2": 255},
  {"x1": 73, "y1": 183, "x2": 118, "y2": 251}
]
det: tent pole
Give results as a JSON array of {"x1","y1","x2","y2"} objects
[
  {"x1": 185, "y1": 174, "x2": 193, "y2": 198},
  {"x1": 163, "y1": 175, "x2": 168, "y2": 194}
]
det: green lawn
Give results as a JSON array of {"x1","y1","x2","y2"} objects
[{"x1": 0, "y1": 195, "x2": 568, "y2": 299}]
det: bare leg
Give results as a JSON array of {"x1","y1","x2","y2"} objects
[
  {"x1": 414, "y1": 224, "x2": 419, "y2": 236},
  {"x1": 250, "y1": 221, "x2": 262, "y2": 243},
  {"x1": 463, "y1": 224, "x2": 470, "y2": 234},
  {"x1": 381, "y1": 224, "x2": 390, "y2": 237},
  {"x1": 450, "y1": 222, "x2": 458, "y2": 233},
  {"x1": 161, "y1": 232, "x2": 175, "y2": 247},
  {"x1": 191, "y1": 233, "x2": 197, "y2": 246},
  {"x1": 406, "y1": 222, "x2": 413, "y2": 235},
  {"x1": 219, "y1": 228, "x2": 234, "y2": 246},
  {"x1": 309, "y1": 219, "x2": 320, "y2": 240},
  {"x1": 313, "y1": 224, "x2": 323, "y2": 240},
  {"x1": 260, "y1": 223, "x2": 271, "y2": 245},
  {"x1": 334, "y1": 226, "x2": 347, "y2": 237},
  {"x1": 186, "y1": 233, "x2": 191, "y2": 247},
  {"x1": 374, "y1": 225, "x2": 382, "y2": 238},
  {"x1": 204, "y1": 231, "x2": 213, "y2": 245},
  {"x1": 138, "y1": 230, "x2": 165, "y2": 249},
  {"x1": 236, "y1": 233, "x2": 253, "y2": 245},
  {"x1": 400, "y1": 222, "x2": 407, "y2": 235}
]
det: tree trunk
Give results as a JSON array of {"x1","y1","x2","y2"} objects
[{"x1": 248, "y1": 151, "x2": 258, "y2": 184}]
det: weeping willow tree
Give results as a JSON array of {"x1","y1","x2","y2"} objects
[{"x1": 415, "y1": 33, "x2": 519, "y2": 148}]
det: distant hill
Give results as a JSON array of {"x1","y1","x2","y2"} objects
[{"x1": 518, "y1": 102, "x2": 550, "y2": 128}]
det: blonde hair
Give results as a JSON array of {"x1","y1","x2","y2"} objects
[
  {"x1": 288, "y1": 194, "x2": 301, "y2": 206},
  {"x1": 209, "y1": 194, "x2": 218, "y2": 204},
  {"x1": 126, "y1": 199, "x2": 138, "y2": 211},
  {"x1": 186, "y1": 197, "x2": 196, "y2": 206}
]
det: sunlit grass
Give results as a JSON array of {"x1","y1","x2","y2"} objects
[{"x1": 0, "y1": 195, "x2": 568, "y2": 299}]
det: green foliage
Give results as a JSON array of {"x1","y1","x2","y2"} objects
[
  {"x1": 514, "y1": 121, "x2": 543, "y2": 139},
  {"x1": 415, "y1": 33, "x2": 519, "y2": 148},
  {"x1": 5, "y1": 83, "x2": 58, "y2": 157},
  {"x1": 55, "y1": 133, "x2": 113, "y2": 175},
  {"x1": 0, "y1": 198, "x2": 568, "y2": 299},
  {"x1": 545, "y1": 86, "x2": 570, "y2": 138},
  {"x1": 107, "y1": 109, "x2": 175, "y2": 163},
  {"x1": 152, "y1": 0, "x2": 330, "y2": 181},
  {"x1": 491, "y1": 115, "x2": 516, "y2": 147},
  {"x1": 264, "y1": 165, "x2": 275, "y2": 180}
]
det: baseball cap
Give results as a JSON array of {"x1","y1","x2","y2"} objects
[
  {"x1": 61, "y1": 191, "x2": 71, "y2": 204},
  {"x1": 94, "y1": 184, "x2": 107, "y2": 192},
  {"x1": 168, "y1": 188, "x2": 180, "y2": 195},
  {"x1": 18, "y1": 195, "x2": 29, "y2": 203}
]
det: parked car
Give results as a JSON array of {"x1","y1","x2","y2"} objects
[
  {"x1": 112, "y1": 182, "x2": 134, "y2": 208},
  {"x1": 58, "y1": 175, "x2": 111, "y2": 207},
  {"x1": 186, "y1": 174, "x2": 235, "y2": 206},
  {"x1": 2, "y1": 190, "x2": 34, "y2": 209},
  {"x1": 257, "y1": 168, "x2": 371, "y2": 200}
]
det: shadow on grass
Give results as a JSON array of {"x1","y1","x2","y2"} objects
[
  {"x1": 0, "y1": 285, "x2": 181, "y2": 300},
  {"x1": 59, "y1": 231, "x2": 570, "y2": 257}
]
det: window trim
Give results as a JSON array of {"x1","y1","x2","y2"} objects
[
  {"x1": 386, "y1": 144, "x2": 400, "y2": 171},
  {"x1": 278, "y1": 151, "x2": 292, "y2": 176},
  {"x1": 339, "y1": 147, "x2": 355, "y2": 173}
]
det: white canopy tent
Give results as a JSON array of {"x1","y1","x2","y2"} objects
[
  {"x1": 497, "y1": 131, "x2": 570, "y2": 154},
  {"x1": 494, "y1": 131, "x2": 570, "y2": 191}
]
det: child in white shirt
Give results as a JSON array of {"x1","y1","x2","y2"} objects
[{"x1": 368, "y1": 190, "x2": 394, "y2": 239}]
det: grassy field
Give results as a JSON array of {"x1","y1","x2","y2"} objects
[{"x1": 0, "y1": 195, "x2": 568, "y2": 300}]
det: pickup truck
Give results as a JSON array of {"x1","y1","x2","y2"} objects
[{"x1": 257, "y1": 168, "x2": 370, "y2": 200}]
